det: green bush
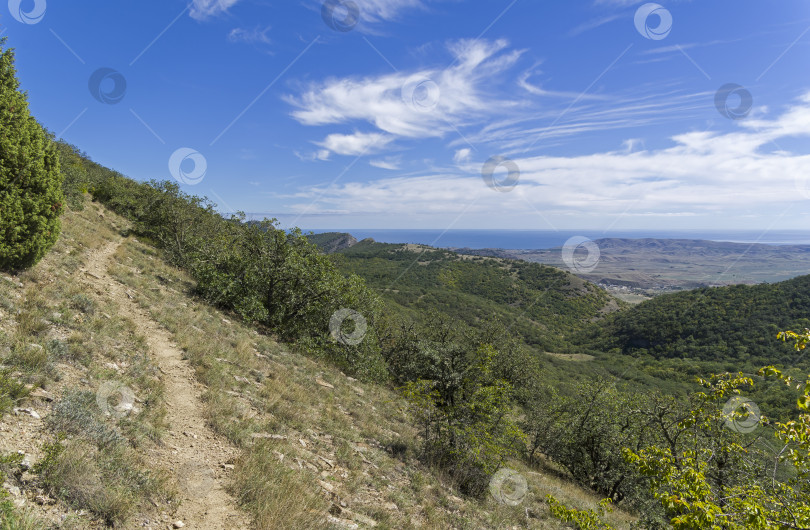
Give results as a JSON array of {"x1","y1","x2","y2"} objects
[
  {"x1": 402, "y1": 335, "x2": 525, "y2": 497},
  {"x1": 0, "y1": 38, "x2": 63, "y2": 271},
  {"x1": 86, "y1": 175, "x2": 387, "y2": 378},
  {"x1": 53, "y1": 140, "x2": 89, "y2": 211}
]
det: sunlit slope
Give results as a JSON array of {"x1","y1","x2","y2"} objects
[{"x1": 329, "y1": 239, "x2": 620, "y2": 354}]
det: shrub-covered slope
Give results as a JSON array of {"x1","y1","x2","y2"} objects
[
  {"x1": 596, "y1": 275, "x2": 810, "y2": 367},
  {"x1": 332, "y1": 240, "x2": 620, "y2": 354}
]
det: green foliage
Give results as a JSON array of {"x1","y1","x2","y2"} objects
[
  {"x1": 544, "y1": 328, "x2": 810, "y2": 529},
  {"x1": 524, "y1": 382, "x2": 663, "y2": 512},
  {"x1": 621, "y1": 333, "x2": 810, "y2": 529},
  {"x1": 401, "y1": 331, "x2": 526, "y2": 496},
  {"x1": 33, "y1": 434, "x2": 67, "y2": 479},
  {"x1": 533, "y1": 361, "x2": 810, "y2": 527},
  {"x1": 595, "y1": 277, "x2": 810, "y2": 368},
  {"x1": 86, "y1": 171, "x2": 385, "y2": 378},
  {"x1": 52, "y1": 140, "x2": 88, "y2": 210},
  {"x1": 0, "y1": 484, "x2": 45, "y2": 530},
  {"x1": 0, "y1": 368, "x2": 29, "y2": 416},
  {"x1": 0, "y1": 39, "x2": 63, "y2": 270},
  {"x1": 778, "y1": 327, "x2": 810, "y2": 352},
  {"x1": 547, "y1": 496, "x2": 614, "y2": 530}
]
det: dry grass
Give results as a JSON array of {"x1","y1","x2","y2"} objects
[
  {"x1": 0, "y1": 201, "x2": 173, "y2": 527},
  {"x1": 0, "y1": 198, "x2": 641, "y2": 528},
  {"x1": 232, "y1": 443, "x2": 328, "y2": 528},
  {"x1": 105, "y1": 209, "x2": 640, "y2": 529},
  {"x1": 36, "y1": 440, "x2": 136, "y2": 526}
]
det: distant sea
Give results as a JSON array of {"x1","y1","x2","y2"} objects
[{"x1": 305, "y1": 229, "x2": 810, "y2": 250}]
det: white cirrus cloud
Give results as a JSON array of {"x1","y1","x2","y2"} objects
[
  {"x1": 287, "y1": 39, "x2": 524, "y2": 153},
  {"x1": 288, "y1": 39, "x2": 715, "y2": 160},
  {"x1": 316, "y1": 0, "x2": 437, "y2": 29},
  {"x1": 370, "y1": 156, "x2": 403, "y2": 170},
  {"x1": 190, "y1": 0, "x2": 240, "y2": 20},
  {"x1": 355, "y1": 0, "x2": 426, "y2": 23},
  {"x1": 228, "y1": 26, "x2": 272, "y2": 45},
  {"x1": 283, "y1": 92, "x2": 810, "y2": 226}
]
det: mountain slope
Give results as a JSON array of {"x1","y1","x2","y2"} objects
[
  {"x1": 330, "y1": 240, "x2": 621, "y2": 354},
  {"x1": 595, "y1": 274, "x2": 810, "y2": 367},
  {"x1": 0, "y1": 201, "x2": 638, "y2": 528}
]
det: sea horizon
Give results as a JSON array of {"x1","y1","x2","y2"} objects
[{"x1": 302, "y1": 229, "x2": 810, "y2": 250}]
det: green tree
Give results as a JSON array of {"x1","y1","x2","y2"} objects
[
  {"x1": 53, "y1": 139, "x2": 89, "y2": 210},
  {"x1": 0, "y1": 38, "x2": 62, "y2": 270},
  {"x1": 548, "y1": 328, "x2": 810, "y2": 530},
  {"x1": 524, "y1": 381, "x2": 663, "y2": 509},
  {"x1": 401, "y1": 327, "x2": 525, "y2": 497}
]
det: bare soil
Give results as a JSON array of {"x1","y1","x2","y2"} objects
[{"x1": 83, "y1": 240, "x2": 251, "y2": 529}]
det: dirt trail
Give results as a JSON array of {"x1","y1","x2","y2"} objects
[{"x1": 82, "y1": 241, "x2": 251, "y2": 529}]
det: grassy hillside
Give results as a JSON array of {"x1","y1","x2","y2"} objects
[
  {"x1": 0, "y1": 200, "x2": 640, "y2": 528},
  {"x1": 329, "y1": 239, "x2": 621, "y2": 354}
]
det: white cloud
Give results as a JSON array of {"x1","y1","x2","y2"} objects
[
  {"x1": 517, "y1": 66, "x2": 610, "y2": 100},
  {"x1": 228, "y1": 26, "x2": 272, "y2": 45},
  {"x1": 622, "y1": 138, "x2": 644, "y2": 152},
  {"x1": 569, "y1": 14, "x2": 622, "y2": 36},
  {"x1": 190, "y1": 0, "x2": 240, "y2": 20},
  {"x1": 287, "y1": 39, "x2": 523, "y2": 145},
  {"x1": 640, "y1": 39, "x2": 742, "y2": 56},
  {"x1": 317, "y1": 131, "x2": 393, "y2": 156},
  {"x1": 317, "y1": 0, "x2": 434, "y2": 30},
  {"x1": 293, "y1": 149, "x2": 331, "y2": 162},
  {"x1": 369, "y1": 156, "x2": 402, "y2": 170},
  {"x1": 453, "y1": 148, "x2": 471, "y2": 164},
  {"x1": 456, "y1": 87, "x2": 711, "y2": 153},
  {"x1": 288, "y1": 39, "x2": 712, "y2": 161},
  {"x1": 355, "y1": 0, "x2": 426, "y2": 23},
  {"x1": 284, "y1": 92, "x2": 810, "y2": 226}
]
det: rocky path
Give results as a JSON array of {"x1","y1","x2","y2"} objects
[{"x1": 83, "y1": 241, "x2": 251, "y2": 529}]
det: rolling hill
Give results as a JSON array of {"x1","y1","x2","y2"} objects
[{"x1": 320, "y1": 237, "x2": 621, "y2": 355}]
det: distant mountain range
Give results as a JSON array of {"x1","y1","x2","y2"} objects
[
  {"x1": 308, "y1": 232, "x2": 810, "y2": 300},
  {"x1": 447, "y1": 238, "x2": 810, "y2": 297}
]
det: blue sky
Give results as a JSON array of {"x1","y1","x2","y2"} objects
[{"x1": 3, "y1": 0, "x2": 810, "y2": 230}]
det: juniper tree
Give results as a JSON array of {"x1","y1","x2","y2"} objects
[{"x1": 0, "y1": 38, "x2": 62, "y2": 270}]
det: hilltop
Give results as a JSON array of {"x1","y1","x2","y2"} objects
[{"x1": 305, "y1": 232, "x2": 362, "y2": 253}]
